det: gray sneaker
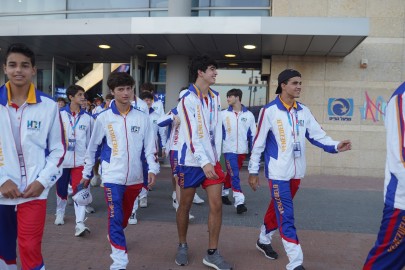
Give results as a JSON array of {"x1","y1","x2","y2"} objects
[
  {"x1": 203, "y1": 250, "x2": 232, "y2": 270},
  {"x1": 175, "y1": 244, "x2": 188, "y2": 266}
]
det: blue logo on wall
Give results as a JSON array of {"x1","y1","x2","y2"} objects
[{"x1": 328, "y1": 98, "x2": 353, "y2": 121}]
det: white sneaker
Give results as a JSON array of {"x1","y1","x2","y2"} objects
[
  {"x1": 173, "y1": 198, "x2": 179, "y2": 210},
  {"x1": 189, "y1": 213, "x2": 195, "y2": 220},
  {"x1": 139, "y1": 197, "x2": 148, "y2": 208},
  {"x1": 75, "y1": 222, "x2": 90, "y2": 237},
  {"x1": 193, "y1": 193, "x2": 204, "y2": 204},
  {"x1": 85, "y1": 205, "x2": 95, "y2": 214},
  {"x1": 128, "y1": 212, "x2": 137, "y2": 225},
  {"x1": 54, "y1": 213, "x2": 64, "y2": 225},
  {"x1": 90, "y1": 175, "x2": 101, "y2": 187}
]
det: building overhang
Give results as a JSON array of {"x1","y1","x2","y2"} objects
[{"x1": 0, "y1": 16, "x2": 369, "y2": 62}]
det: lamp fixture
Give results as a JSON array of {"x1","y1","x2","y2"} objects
[
  {"x1": 225, "y1": 54, "x2": 236, "y2": 58},
  {"x1": 229, "y1": 63, "x2": 238, "y2": 66},
  {"x1": 98, "y1": 44, "x2": 111, "y2": 49},
  {"x1": 147, "y1": 53, "x2": 158, "y2": 57},
  {"x1": 243, "y1": 44, "x2": 256, "y2": 50}
]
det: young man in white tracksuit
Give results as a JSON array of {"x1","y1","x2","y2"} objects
[
  {"x1": 81, "y1": 72, "x2": 159, "y2": 270},
  {"x1": 363, "y1": 82, "x2": 405, "y2": 270},
  {"x1": 0, "y1": 43, "x2": 65, "y2": 270},
  {"x1": 157, "y1": 89, "x2": 202, "y2": 220},
  {"x1": 174, "y1": 56, "x2": 232, "y2": 270},
  {"x1": 55, "y1": 84, "x2": 94, "y2": 237},
  {"x1": 248, "y1": 69, "x2": 352, "y2": 270},
  {"x1": 221, "y1": 88, "x2": 256, "y2": 214}
]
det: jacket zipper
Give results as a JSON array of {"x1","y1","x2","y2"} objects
[{"x1": 123, "y1": 116, "x2": 130, "y2": 184}]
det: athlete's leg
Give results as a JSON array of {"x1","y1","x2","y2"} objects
[
  {"x1": 0, "y1": 205, "x2": 17, "y2": 270},
  {"x1": 261, "y1": 179, "x2": 301, "y2": 244},
  {"x1": 104, "y1": 183, "x2": 129, "y2": 270},
  {"x1": 17, "y1": 199, "x2": 47, "y2": 270},
  {"x1": 122, "y1": 184, "x2": 142, "y2": 229},
  {"x1": 55, "y1": 168, "x2": 71, "y2": 218},
  {"x1": 270, "y1": 179, "x2": 303, "y2": 270},
  {"x1": 363, "y1": 206, "x2": 405, "y2": 270}
]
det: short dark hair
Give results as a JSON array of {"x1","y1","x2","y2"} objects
[
  {"x1": 5, "y1": 43, "x2": 36, "y2": 66},
  {"x1": 66, "y1": 85, "x2": 85, "y2": 101},
  {"x1": 140, "y1": 82, "x2": 155, "y2": 93},
  {"x1": 226, "y1": 88, "x2": 243, "y2": 101},
  {"x1": 189, "y1": 55, "x2": 218, "y2": 83},
  {"x1": 57, "y1": 97, "x2": 66, "y2": 103},
  {"x1": 107, "y1": 72, "x2": 135, "y2": 91},
  {"x1": 139, "y1": 91, "x2": 154, "y2": 100},
  {"x1": 105, "y1": 93, "x2": 114, "y2": 100}
]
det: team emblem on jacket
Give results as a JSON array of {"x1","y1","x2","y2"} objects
[
  {"x1": 131, "y1": 126, "x2": 140, "y2": 133},
  {"x1": 79, "y1": 125, "x2": 86, "y2": 130},
  {"x1": 27, "y1": 120, "x2": 41, "y2": 130},
  {"x1": 241, "y1": 117, "x2": 247, "y2": 122}
]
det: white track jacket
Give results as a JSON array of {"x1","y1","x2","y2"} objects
[
  {"x1": 0, "y1": 82, "x2": 65, "y2": 205},
  {"x1": 249, "y1": 96, "x2": 339, "y2": 180},
  {"x1": 176, "y1": 84, "x2": 222, "y2": 168},
  {"x1": 60, "y1": 106, "x2": 94, "y2": 168},
  {"x1": 82, "y1": 100, "x2": 159, "y2": 185},
  {"x1": 383, "y1": 82, "x2": 405, "y2": 210},
  {"x1": 222, "y1": 105, "x2": 256, "y2": 154},
  {"x1": 157, "y1": 107, "x2": 180, "y2": 156}
]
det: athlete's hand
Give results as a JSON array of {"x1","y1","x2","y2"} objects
[
  {"x1": 80, "y1": 178, "x2": 90, "y2": 188},
  {"x1": 148, "y1": 173, "x2": 156, "y2": 188},
  {"x1": 0, "y1": 180, "x2": 22, "y2": 199},
  {"x1": 22, "y1": 180, "x2": 45, "y2": 198},
  {"x1": 248, "y1": 175, "x2": 260, "y2": 191},
  {"x1": 337, "y1": 140, "x2": 352, "y2": 152},
  {"x1": 173, "y1": 115, "x2": 181, "y2": 128},
  {"x1": 203, "y1": 163, "x2": 219, "y2": 180}
]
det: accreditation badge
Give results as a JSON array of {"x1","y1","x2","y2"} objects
[
  {"x1": 68, "y1": 138, "x2": 76, "y2": 151},
  {"x1": 293, "y1": 141, "x2": 301, "y2": 158}
]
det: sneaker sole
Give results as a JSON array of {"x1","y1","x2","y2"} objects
[
  {"x1": 175, "y1": 259, "x2": 188, "y2": 266},
  {"x1": 128, "y1": 220, "x2": 138, "y2": 225},
  {"x1": 256, "y1": 243, "x2": 278, "y2": 260},
  {"x1": 192, "y1": 200, "x2": 204, "y2": 204},
  {"x1": 75, "y1": 228, "x2": 90, "y2": 237},
  {"x1": 203, "y1": 258, "x2": 231, "y2": 270}
]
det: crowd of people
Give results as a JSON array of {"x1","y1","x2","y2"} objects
[{"x1": 0, "y1": 42, "x2": 402, "y2": 270}]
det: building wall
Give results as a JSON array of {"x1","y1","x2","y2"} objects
[{"x1": 271, "y1": 0, "x2": 405, "y2": 177}]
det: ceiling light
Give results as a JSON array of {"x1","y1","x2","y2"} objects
[
  {"x1": 243, "y1": 44, "x2": 256, "y2": 50},
  {"x1": 98, "y1": 44, "x2": 111, "y2": 49},
  {"x1": 229, "y1": 63, "x2": 238, "y2": 66},
  {"x1": 147, "y1": 53, "x2": 158, "y2": 57},
  {"x1": 225, "y1": 54, "x2": 236, "y2": 58}
]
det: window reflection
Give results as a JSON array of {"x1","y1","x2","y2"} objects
[{"x1": 215, "y1": 69, "x2": 268, "y2": 121}]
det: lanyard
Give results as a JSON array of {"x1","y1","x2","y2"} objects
[
  {"x1": 67, "y1": 113, "x2": 81, "y2": 136},
  {"x1": 194, "y1": 84, "x2": 216, "y2": 131},
  {"x1": 286, "y1": 109, "x2": 299, "y2": 140}
]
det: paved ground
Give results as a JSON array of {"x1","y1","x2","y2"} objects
[{"x1": 29, "y1": 166, "x2": 383, "y2": 270}]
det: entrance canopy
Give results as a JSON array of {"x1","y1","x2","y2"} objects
[{"x1": 0, "y1": 16, "x2": 369, "y2": 62}]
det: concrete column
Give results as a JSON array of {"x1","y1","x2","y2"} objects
[
  {"x1": 168, "y1": 0, "x2": 191, "y2": 16},
  {"x1": 102, "y1": 63, "x2": 111, "y2": 97},
  {"x1": 165, "y1": 55, "x2": 189, "y2": 110}
]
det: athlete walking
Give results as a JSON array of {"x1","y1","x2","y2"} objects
[
  {"x1": 248, "y1": 69, "x2": 351, "y2": 270},
  {"x1": 0, "y1": 43, "x2": 65, "y2": 270}
]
